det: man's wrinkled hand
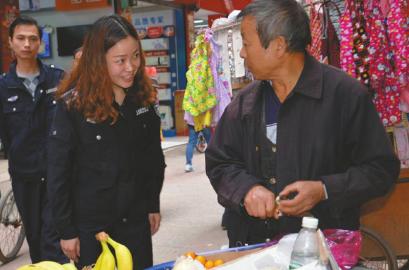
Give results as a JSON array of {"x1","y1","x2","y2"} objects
[
  {"x1": 278, "y1": 180, "x2": 325, "y2": 217},
  {"x1": 244, "y1": 185, "x2": 277, "y2": 219}
]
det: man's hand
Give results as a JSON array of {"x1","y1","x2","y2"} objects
[
  {"x1": 278, "y1": 181, "x2": 325, "y2": 216},
  {"x1": 149, "y1": 213, "x2": 161, "y2": 235},
  {"x1": 60, "y1": 237, "x2": 80, "y2": 262},
  {"x1": 244, "y1": 185, "x2": 277, "y2": 219}
]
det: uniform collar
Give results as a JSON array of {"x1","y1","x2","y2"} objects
[{"x1": 8, "y1": 58, "x2": 47, "y2": 87}]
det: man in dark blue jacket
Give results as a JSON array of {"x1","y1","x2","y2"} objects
[
  {"x1": 206, "y1": 0, "x2": 400, "y2": 248},
  {"x1": 0, "y1": 16, "x2": 67, "y2": 263}
]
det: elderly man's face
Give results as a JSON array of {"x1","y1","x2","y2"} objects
[{"x1": 240, "y1": 16, "x2": 280, "y2": 80}]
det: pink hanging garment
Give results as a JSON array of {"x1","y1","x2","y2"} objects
[
  {"x1": 309, "y1": 2, "x2": 341, "y2": 68},
  {"x1": 308, "y1": 4, "x2": 324, "y2": 61},
  {"x1": 365, "y1": 0, "x2": 401, "y2": 126},
  {"x1": 388, "y1": 0, "x2": 409, "y2": 111},
  {"x1": 340, "y1": 0, "x2": 358, "y2": 78}
]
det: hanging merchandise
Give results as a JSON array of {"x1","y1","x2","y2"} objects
[
  {"x1": 386, "y1": 0, "x2": 409, "y2": 113},
  {"x1": 204, "y1": 28, "x2": 232, "y2": 126},
  {"x1": 340, "y1": 0, "x2": 371, "y2": 85},
  {"x1": 364, "y1": 0, "x2": 403, "y2": 126},
  {"x1": 183, "y1": 34, "x2": 217, "y2": 131},
  {"x1": 308, "y1": 1, "x2": 341, "y2": 67},
  {"x1": 339, "y1": 0, "x2": 356, "y2": 77},
  {"x1": 340, "y1": 0, "x2": 408, "y2": 126},
  {"x1": 308, "y1": 3, "x2": 324, "y2": 61}
]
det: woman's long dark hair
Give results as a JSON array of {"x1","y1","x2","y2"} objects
[{"x1": 57, "y1": 14, "x2": 155, "y2": 123}]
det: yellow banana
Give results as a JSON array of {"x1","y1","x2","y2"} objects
[
  {"x1": 17, "y1": 265, "x2": 43, "y2": 270},
  {"x1": 35, "y1": 261, "x2": 65, "y2": 270},
  {"x1": 62, "y1": 263, "x2": 77, "y2": 270},
  {"x1": 93, "y1": 240, "x2": 115, "y2": 270},
  {"x1": 106, "y1": 236, "x2": 133, "y2": 270}
]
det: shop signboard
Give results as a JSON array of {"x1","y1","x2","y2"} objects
[
  {"x1": 133, "y1": 9, "x2": 184, "y2": 132},
  {"x1": 55, "y1": 0, "x2": 109, "y2": 11}
]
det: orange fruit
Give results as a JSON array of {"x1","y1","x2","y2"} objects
[
  {"x1": 204, "y1": 260, "x2": 214, "y2": 269},
  {"x1": 195, "y1": 255, "x2": 207, "y2": 265},
  {"x1": 214, "y1": 259, "x2": 224, "y2": 266},
  {"x1": 185, "y1": 251, "x2": 197, "y2": 259}
]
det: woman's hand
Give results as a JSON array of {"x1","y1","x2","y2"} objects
[
  {"x1": 60, "y1": 237, "x2": 80, "y2": 262},
  {"x1": 149, "y1": 213, "x2": 161, "y2": 235}
]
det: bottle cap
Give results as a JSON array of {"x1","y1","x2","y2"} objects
[{"x1": 302, "y1": 217, "x2": 318, "y2": 229}]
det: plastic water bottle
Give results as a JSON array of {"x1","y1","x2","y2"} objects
[{"x1": 289, "y1": 217, "x2": 319, "y2": 269}]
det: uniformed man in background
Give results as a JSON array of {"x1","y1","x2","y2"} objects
[{"x1": 0, "y1": 15, "x2": 67, "y2": 263}]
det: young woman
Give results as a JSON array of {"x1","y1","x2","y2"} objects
[{"x1": 47, "y1": 15, "x2": 165, "y2": 269}]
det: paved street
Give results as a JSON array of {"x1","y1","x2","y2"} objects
[{"x1": 0, "y1": 137, "x2": 228, "y2": 269}]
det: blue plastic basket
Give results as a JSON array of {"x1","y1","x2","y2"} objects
[{"x1": 145, "y1": 243, "x2": 267, "y2": 270}]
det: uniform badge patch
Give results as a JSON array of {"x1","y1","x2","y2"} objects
[
  {"x1": 136, "y1": 107, "x2": 149, "y2": 116},
  {"x1": 7, "y1": 95, "x2": 18, "y2": 102}
]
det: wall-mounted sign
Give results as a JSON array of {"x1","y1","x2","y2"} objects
[
  {"x1": 147, "y1": 26, "x2": 163, "y2": 39},
  {"x1": 132, "y1": 9, "x2": 174, "y2": 27},
  {"x1": 55, "y1": 0, "x2": 109, "y2": 11}
]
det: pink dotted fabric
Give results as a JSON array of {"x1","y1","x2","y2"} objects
[{"x1": 340, "y1": 0, "x2": 408, "y2": 126}]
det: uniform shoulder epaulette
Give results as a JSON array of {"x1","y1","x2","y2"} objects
[
  {"x1": 48, "y1": 64, "x2": 65, "y2": 73},
  {"x1": 61, "y1": 88, "x2": 77, "y2": 104},
  {"x1": 0, "y1": 73, "x2": 6, "y2": 83}
]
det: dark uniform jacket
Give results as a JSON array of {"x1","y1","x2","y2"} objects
[
  {"x1": 0, "y1": 60, "x2": 64, "y2": 181},
  {"x1": 206, "y1": 55, "x2": 400, "y2": 244},
  {"x1": 47, "y1": 91, "x2": 165, "y2": 239}
]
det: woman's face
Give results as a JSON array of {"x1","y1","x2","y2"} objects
[{"x1": 106, "y1": 36, "x2": 141, "y2": 90}]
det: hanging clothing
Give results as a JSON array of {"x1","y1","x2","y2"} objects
[
  {"x1": 341, "y1": 0, "x2": 371, "y2": 85},
  {"x1": 388, "y1": 0, "x2": 409, "y2": 111},
  {"x1": 340, "y1": 0, "x2": 408, "y2": 126},
  {"x1": 309, "y1": 2, "x2": 341, "y2": 67},
  {"x1": 204, "y1": 29, "x2": 232, "y2": 126},
  {"x1": 365, "y1": 0, "x2": 402, "y2": 125},
  {"x1": 340, "y1": 0, "x2": 356, "y2": 77},
  {"x1": 322, "y1": 10, "x2": 341, "y2": 67},
  {"x1": 309, "y1": 5, "x2": 323, "y2": 61},
  {"x1": 183, "y1": 34, "x2": 217, "y2": 125}
]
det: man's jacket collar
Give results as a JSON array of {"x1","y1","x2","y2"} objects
[
  {"x1": 6, "y1": 58, "x2": 47, "y2": 88},
  {"x1": 292, "y1": 54, "x2": 323, "y2": 99},
  {"x1": 241, "y1": 53, "x2": 323, "y2": 118}
]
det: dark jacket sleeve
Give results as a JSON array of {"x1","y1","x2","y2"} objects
[
  {"x1": 321, "y1": 88, "x2": 400, "y2": 211},
  {"x1": 146, "y1": 108, "x2": 166, "y2": 213},
  {"x1": 206, "y1": 101, "x2": 264, "y2": 213},
  {"x1": 47, "y1": 100, "x2": 78, "y2": 240},
  {"x1": 0, "y1": 81, "x2": 9, "y2": 155}
]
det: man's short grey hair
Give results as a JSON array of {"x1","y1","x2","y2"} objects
[{"x1": 238, "y1": 0, "x2": 311, "y2": 52}]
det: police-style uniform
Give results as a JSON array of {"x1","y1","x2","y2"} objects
[
  {"x1": 47, "y1": 90, "x2": 165, "y2": 269},
  {"x1": 0, "y1": 60, "x2": 67, "y2": 263}
]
